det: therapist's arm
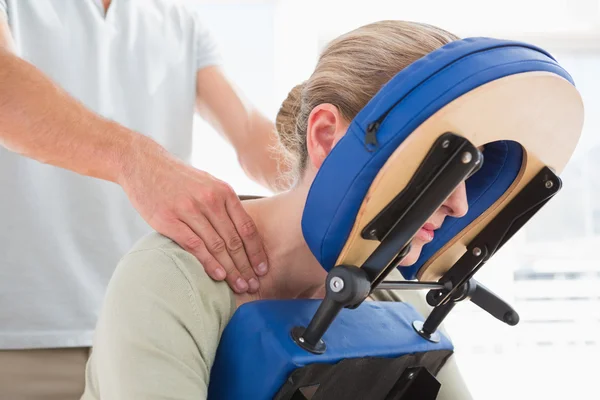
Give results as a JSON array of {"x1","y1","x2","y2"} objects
[
  {"x1": 0, "y1": 19, "x2": 267, "y2": 293},
  {"x1": 195, "y1": 66, "x2": 291, "y2": 192}
]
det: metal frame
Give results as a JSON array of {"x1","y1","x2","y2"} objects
[
  {"x1": 292, "y1": 132, "x2": 483, "y2": 353},
  {"x1": 291, "y1": 132, "x2": 563, "y2": 353}
]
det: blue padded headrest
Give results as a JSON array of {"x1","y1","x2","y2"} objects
[{"x1": 301, "y1": 37, "x2": 575, "y2": 279}]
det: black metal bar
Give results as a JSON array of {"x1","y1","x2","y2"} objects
[
  {"x1": 472, "y1": 167, "x2": 560, "y2": 258},
  {"x1": 436, "y1": 166, "x2": 561, "y2": 306},
  {"x1": 421, "y1": 300, "x2": 457, "y2": 338},
  {"x1": 366, "y1": 243, "x2": 412, "y2": 293},
  {"x1": 362, "y1": 132, "x2": 483, "y2": 242},
  {"x1": 374, "y1": 281, "x2": 446, "y2": 291},
  {"x1": 292, "y1": 296, "x2": 342, "y2": 354},
  {"x1": 361, "y1": 133, "x2": 482, "y2": 286},
  {"x1": 433, "y1": 245, "x2": 488, "y2": 307}
]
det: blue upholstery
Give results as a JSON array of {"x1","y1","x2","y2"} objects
[
  {"x1": 301, "y1": 37, "x2": 575, "y2": 278},
  {"x1": 209, "y1": 301, "x2": 452, "y2": 399}
]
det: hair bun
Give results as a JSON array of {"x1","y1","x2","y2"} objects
[{"x1": 275, "y1": 82, "x2": 306, "y2": 165}]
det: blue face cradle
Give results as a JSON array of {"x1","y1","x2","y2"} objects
[{"x1": 300, "y1": 37, "x2": 574, "y2": 279}]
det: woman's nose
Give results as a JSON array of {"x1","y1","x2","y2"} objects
[{"x1": 443, "y1": 182, "x2": 469, "y2": 218}]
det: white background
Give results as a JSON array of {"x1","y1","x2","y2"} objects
[{"x1": 189, "y1": 1, "x2": 600, "y2": 398}]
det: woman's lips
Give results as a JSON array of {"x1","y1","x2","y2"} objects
[{"x1": 416, "y1": 223, "x2": 437, "y2": 242}]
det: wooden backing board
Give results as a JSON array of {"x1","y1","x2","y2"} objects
[{"x1": 335, "y1": 71, "x2": 584, "y2": 281}]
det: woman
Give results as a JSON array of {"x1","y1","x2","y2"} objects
[{"x1": 82, "y1": 21, "x2": 471, "y2": 400}]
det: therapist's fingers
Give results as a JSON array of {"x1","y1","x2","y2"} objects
[
  {"x1": 166, "y1": 220, "x2": 227, "y2": 283},
  {"x1": 224, "y1": 194, "x2": 268, "y2": 277},
  {"x1": 199, "y1": 185, "x2": 265, "y2": 292},
  {"x1": 185, "y1": 210, "x2": 254, "y2": 294}
]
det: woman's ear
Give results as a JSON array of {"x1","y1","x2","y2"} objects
[{"x1": 306, "y1": 104, "x2": 349, "y2": 170}]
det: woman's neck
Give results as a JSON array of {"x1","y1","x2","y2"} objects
[{"x1": 235, "y1": 190, "x2": 327, "y2": 305}]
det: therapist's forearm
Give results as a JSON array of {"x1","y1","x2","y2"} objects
[
  {"x1": 195, "y1": 66, "x2": 290, "y2": 193},
  {"x1": 0, "y1": 47, "x2": 159, "y2": 183},
  {"x1": 237, "y1": 110, "x2": 289, "y2": 192}
]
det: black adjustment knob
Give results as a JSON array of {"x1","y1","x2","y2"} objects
[
  {"x1": 291, "y1": 266, "x2": 371, "y2": 354},
  {"x1": 326, "y1": 265, "x2": 371, "y2": 305},
  {"x1": 503, "y1": 310, "x2": 520, "y2": 326},
  {"x1": 469, "y1": 279, "x2": 520, "y2": 326}
]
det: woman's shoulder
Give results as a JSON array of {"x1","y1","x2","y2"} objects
[
  {"x1": 113, "y1": 231, "x2": 236, "y2": 320},
  {"x1": 88, "y1": 233, "x2": 237, "y2": 399},
  {"x1": 125, "y1": 231, "x2": 206, "y2": 283},
  {"x1": 127, "y1": 231, "x2": 181, "y2": 254}
]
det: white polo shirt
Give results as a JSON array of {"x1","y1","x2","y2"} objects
[{"x1": 0, "y1": 0, "x2": 221, "y2": 349}]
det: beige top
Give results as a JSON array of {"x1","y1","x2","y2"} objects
[
  {"x1": 81, "y1": 233, "x2": 236, "y2": 400},
  {"x1": 82, "y1": 233, "x2": 472, "y2": 400}
]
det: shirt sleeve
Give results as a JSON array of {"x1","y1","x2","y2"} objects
[
  {"x1": 191, "y1": 13, "x2": 222, "y2": 71},
  {"x1": 0, "y1": 0, "x2": 7, "y2": 20},
  {"x1": 89, "y1": 247, "x2": 231, "y2": 400}
]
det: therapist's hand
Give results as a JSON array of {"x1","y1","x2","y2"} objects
[
  {"x1": 118, "y1": 136, "x2": 268, "y2": 294},
  {"x1": 0, "y1": 21, "x2": 267, "y2": 293}
]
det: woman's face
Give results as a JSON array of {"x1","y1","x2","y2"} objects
[{"x1": 397, "y1": 181, "x2": 469, "y2": 266}]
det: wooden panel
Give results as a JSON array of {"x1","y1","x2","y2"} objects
[{"x1": 335, "y1": 71, "x2": 584, "y2": 281}]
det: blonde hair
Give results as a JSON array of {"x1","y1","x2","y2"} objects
[{"x1": 274, "y1": 20, "x2": 459, "y2": 186}]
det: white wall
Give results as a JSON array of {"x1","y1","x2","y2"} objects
[
  {"x1": 315, "y1": 0, "x2": 600, "y2": 47},
  {"x1": 189, "y1": 2, "x2": 277, "y2": 196}
]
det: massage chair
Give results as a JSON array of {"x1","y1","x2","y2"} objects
[{"x1": 208, "y1": 37, "x2": 584, "y2": 399}]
